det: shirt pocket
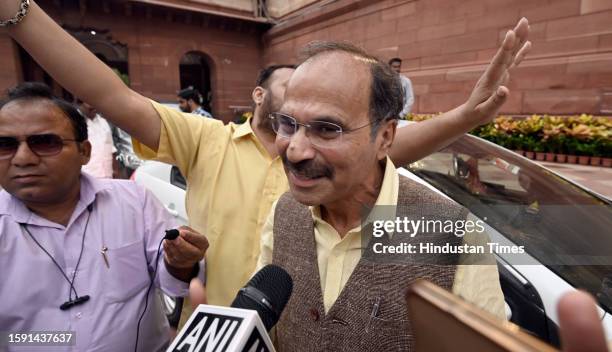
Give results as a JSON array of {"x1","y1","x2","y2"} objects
[{"x1": 101, "y1": 240, "x2": 151, "y2": 303}]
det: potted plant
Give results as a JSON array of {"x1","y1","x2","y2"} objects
[
  {"x1": 565, "y1": 137, "x2": 578, "y2": 164},
  {"x1": 575, "y1": 140, "x2": 592, "y2": 165},
  {"x1": 590, "y1": 139, "x2": 601, "y2": 166},
  {"x1": 597, "y1": 139, "x2": 612, "y2": 167}
]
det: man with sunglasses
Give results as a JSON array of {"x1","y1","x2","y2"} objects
[
  {"x1": 0, "y1": 83, "x2": 208, "y2": 351},
  {"x1": 0, "y1": 0, "x2": 530, "y2": 309}
]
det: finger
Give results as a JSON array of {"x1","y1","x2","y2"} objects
[
  {"x1": 180, "y1": 229, "x2": 209, "y2": 251},
  {"x1": 511, "y1": 18, "x2": 529, "y2": 58},
  {"x1": 480, "y1": 30, "x2": 516, "y2": 88},
  {"x1": 500, "y1": 71, "x2": 510, "y2": 88},
  {"x1": 164, "y1": 240, "x2": 179, "y2": 263},
  {"x1": 189, "y1": 279, "x2": 207, "y2": 308},
  {"x1": 510, "y1": 41, "x2": 531, "y2": 69},
  {"x1": 558, "y1": 291, "x2": 607, "y2": 352},
  {"x1": 476, "y1": 86, "x2": 509, "y2": 119},
  {"x1": 173, "y1": 236, "x2": 204, "y2": 262}
]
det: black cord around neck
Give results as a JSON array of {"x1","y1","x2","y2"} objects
[{"x1": 20, "y1": 204, "x2": 93, "y2": 310}]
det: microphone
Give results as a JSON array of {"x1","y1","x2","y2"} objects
[
  {"x1": 167, "y1": 265, "x2": 293, "y2": 352},
  {"x1": 231, "y1": 264, "x2": 293, "y2": 331},
  {"x1": 60, "y1": 295, "x2": 90, "y2": 311},
  {"x1": 164, "y1": 229, "x2": 180, "y2": 240}
]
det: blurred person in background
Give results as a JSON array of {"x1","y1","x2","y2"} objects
[
  {"x1": 389, "y1": 57, "x2": 414, "y2": 118},
  {"x1": 77, "y1": 99, "x2": 115, "y2": 178},
  {"x1": 177, "y1": 87, "x2": 213, "y2": 118}
]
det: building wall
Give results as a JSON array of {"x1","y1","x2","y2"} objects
[
  {"x1": 263, "y1": 0, "x2": 612, "y2": 115},
  {"x1": 0, "y1": 1, "x2": 266, "y2": 122},
  {"x1": 189, "y1": 0, "x2": 254, "y2": 12},
  {"x1": 267, "y1": 0, "x2": 320, "y2": 18}
]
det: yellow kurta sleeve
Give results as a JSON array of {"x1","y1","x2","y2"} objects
[
  {"x1": 255, "y1": 200, "x2": 277, "y2": 274},
  {"x1": 132, "y1": 100, "x2": 225, "y2": 178}
]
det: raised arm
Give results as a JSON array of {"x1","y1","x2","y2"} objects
[
  {"x1": 389, "y1": 18, "x2": 531, "y2": 166},
  {"x1": 1, "y1": 0, "x2": 161, "y2": 149}
]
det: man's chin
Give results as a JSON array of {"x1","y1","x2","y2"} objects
[{"x1": 288, "y1": 184, "x2": 330, "y2": 207}]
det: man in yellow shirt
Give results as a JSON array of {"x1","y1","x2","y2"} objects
[
  {"x1": 256, "y1": 41, "x2": 510, "y2": 351},
  {"x1": 1, "y1": 0, "x2": 530, "y2": 307}
]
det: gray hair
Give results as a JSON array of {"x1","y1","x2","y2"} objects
[{"x1": 298, "y1": 41, "x2": 404, "y2": 136}]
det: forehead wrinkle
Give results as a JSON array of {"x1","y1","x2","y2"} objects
[{"x1": 284, "y1": 52, "x2": 371, "y2": 123}]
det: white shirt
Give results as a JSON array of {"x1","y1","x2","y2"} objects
[
  {"x1": 82, "y1": 114, "x2": 115, "y2": 178},
  {"x1": 400, "y1": 74, "x2": 415, "y2": 117}
]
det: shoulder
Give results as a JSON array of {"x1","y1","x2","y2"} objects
[
  {"x1": 397, "y1": 174, "x2": 466, "y2": 215},
  {"x1": 93, "y1": 178, "x2": 151, "y2": 206},
  {"x1": 400, "y1": 75, "x2": 412, "y2": 84},
  {"x1": 150, "y1": 100, "x2": 227, "y2": 131}
]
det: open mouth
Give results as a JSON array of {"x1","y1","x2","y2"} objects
[{"x1": 288, "y1": 170, "x2": 326, "y2": 188}]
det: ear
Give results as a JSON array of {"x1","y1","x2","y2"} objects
[
  {"x1": 79, "y1": 140, "x2": 92, "y2": 165},
  {"x1": 376, "y1": 119, "x2": 397, "y2": 161},
  {"x1": 251, "y1": 86, "x2": 266, "y2": 106}
]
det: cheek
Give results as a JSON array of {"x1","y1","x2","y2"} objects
[
  {"x1": 275, "y1": 135, "x2": 289, "y2": 154},
  {"x1": 331, "y1": 141, "x2": 376, "y2": 175},
  {"x1": 0, "y1": 162, "x2": 10, "y2": 186}
]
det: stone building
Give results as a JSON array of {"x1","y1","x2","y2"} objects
[{"x1": 1, "y1": 0, "x2": 611, "y2": 121}]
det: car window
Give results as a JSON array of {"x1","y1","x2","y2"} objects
[
  {"x1": 406, "y1": 135, "x2": 612, "y2": 313},
  {"x1": 170, "y1": 166, "x2": 186, "y2": 190}
]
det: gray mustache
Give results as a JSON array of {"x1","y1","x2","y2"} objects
[{"x1": 281, "y1": 153, "x2": 333, "y2": 179}]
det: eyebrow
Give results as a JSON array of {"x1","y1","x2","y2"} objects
[{"x1": 311, "y1": 115, "x2": 345, "y2": 126}]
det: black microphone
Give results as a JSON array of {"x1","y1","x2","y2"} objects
[
  {"x1": 168, "y1": 265, "x2": 292, "y2": 351},
  {"x1": 164, "y1": 229, "x2": 180, "y2": 240},
  {"x1": 231, "y1": 264, "x2": 293, "y2": 331},
  {"x1": 60, "y1": 295, "x2": 90, "y2": 311}
]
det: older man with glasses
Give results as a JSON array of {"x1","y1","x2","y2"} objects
[
  {"x1": 0, "y1": 82, "x2": 208, "y2": 351},
  {"x1": 255, "y1": 41, "x2": 512, "y2": 351}
]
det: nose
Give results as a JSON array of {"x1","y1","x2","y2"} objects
[
  {"x1": 286, "y1": 127, "x2": 316, "y2": 164},
  {"x1": 11, "y1": 141, "x2": 40, "y2": 167}
]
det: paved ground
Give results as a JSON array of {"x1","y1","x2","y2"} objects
[{"x1": 538, "y1": 162, "x2": 612, "y2": 200}]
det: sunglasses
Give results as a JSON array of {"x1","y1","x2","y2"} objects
[{"x1": 0, "y1": 134, "x2": 81, "y2": 160}]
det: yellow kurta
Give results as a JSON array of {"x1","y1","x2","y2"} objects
[{"x1": 133, "y1": 101, "x2": 288, "y2": 306}]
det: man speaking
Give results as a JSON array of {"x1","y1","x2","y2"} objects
[
  {"x1": 256, "y1": 42, "x2": 512, "y2": 351},
  {"x1": 0, "y1": 83, "x2": 208, "y2": 351}
]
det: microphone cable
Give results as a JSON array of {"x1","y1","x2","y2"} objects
[{"x1": 134, "y1": 229, "x2": 180, "y2": 352}]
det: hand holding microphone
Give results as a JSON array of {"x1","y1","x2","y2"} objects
[{"x1": 163, "y1": 225, "x2": 208, "y2": 269}]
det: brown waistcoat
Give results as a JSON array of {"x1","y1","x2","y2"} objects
[{"x1": 272, "y1": 176, "x2": 468, "y2": 352}]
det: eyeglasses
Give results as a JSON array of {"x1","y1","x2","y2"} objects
[
  {"x1": 269, "y1": 112, "x2": 377, "y2": 148},
  {"x1": 0, "y1": 134, "x2": 80, "y2": 160}
]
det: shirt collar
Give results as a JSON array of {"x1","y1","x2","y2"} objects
[
  {"x1": 232, "y1": 117, "x2": 256, "y2": 140},
  {"x1": 311, "y1": 156, "x2": 399, "y2": 231},
  {"x1": 0, "y1": 172, "x2": 111, "y2": 228}
]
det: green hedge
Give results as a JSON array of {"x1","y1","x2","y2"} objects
[{"x1": 408, "y1": 114, "x2": 612, "y2": 158}]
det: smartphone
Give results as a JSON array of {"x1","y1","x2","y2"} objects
[{"x1": 405, "y1": 280, "x2": 558, "y2": 352}]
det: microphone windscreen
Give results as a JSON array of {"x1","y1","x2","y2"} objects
[
  {"x1": 164, "y1": 229, "x2": 180, "y2": 240},
  {"x1": 231, "y1": 264, "x2": 293, "y2": 331}
]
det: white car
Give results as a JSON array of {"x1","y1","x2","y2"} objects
[
  {"x1": 132, "y1": 132, "x2": 612, "y2": 346},
  {"x1": 132, "y1": 161, "x2": 188, "y2": 226}
]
